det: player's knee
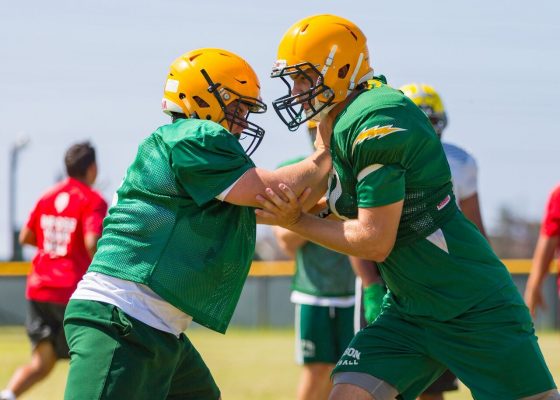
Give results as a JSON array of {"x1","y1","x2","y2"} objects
[
  {"x1": 332, "y1": 372, "x2": 398, "y2": 400},
  {"x1": 520, "y1": 389, "x2": 560, "y2": 400},
  {"x1": 330, "y1": 383, "x2": 372, "y2": 400}
]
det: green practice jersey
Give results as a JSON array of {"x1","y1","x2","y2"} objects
[
  {"x1": 279, "y1": 157, "x2": 355, "y2": 300},
  {"x1": 294, "y1": 243, "x2": 355, "y2": 298},
  {"x1": 89, "y1": 118, "x2": 256, "y2": 333},
  {"x1": 327, "y1": 76, "x2": 514, "y2": 320}
]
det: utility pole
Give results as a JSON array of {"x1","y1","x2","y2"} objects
[{"x1": 9, "y1": 135, "x2": 30, "y2": 261}]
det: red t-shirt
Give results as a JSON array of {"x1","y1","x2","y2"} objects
[
  {"x1": 25, "y1": 178, "x2": 108, "y2": 304},
  {"x1": 542, "y1": 185, "x2": 560, "y2": 238},
  {"x1": 541, "y1": 184, "x2": 560, "y2": 293}
]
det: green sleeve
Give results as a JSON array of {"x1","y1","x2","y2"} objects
[
  {"x1": 356, "y1": 164, "x2": 405, "y2": 207},
  {"x1": 171, "y1": 129, "x2": 255, "y2": 206},
  {"x1": 350, "y1": 119, "x2": 407, "y2": 208}
]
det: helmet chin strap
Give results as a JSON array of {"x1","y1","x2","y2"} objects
[
  {"x1": 357, "y1": 70, "x2": 375, "y2": 85},
  {"x1": 308, "y1": 103, "x2": 336, "y2": 122},
  {"x1": 347, "y1": 53, "x2": 364, "y2": 93}
]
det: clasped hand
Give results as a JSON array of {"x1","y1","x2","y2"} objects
[{"x1": 255, "y1": 184, "x2": 311, "y2": 227}]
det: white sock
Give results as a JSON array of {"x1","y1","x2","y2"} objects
[{"x1": 0, "y1": 389, "x2": 16, "y2": 400}]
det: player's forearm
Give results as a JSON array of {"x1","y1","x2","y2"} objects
[
  {"x1": 526, "y1": 261, "x2": 549, "y2": 293},
  {"x1": 459, "y1": 194, "x2": 487, "y2": 239},
  {"x1": 272, "y1": 227, "x2": 306, "y2": 257},
  {"x1": 272, "y1": 148, "x2": 331, "y2": 197},
  {"x1": 527, "y1": 234, "x2": 557, "y2": 288},
  {"x1": 226, "y1": 149, "x2": 330, "y2": 208},
  {"x1": 349, "y1": 257, "x2": 382, "y2": 286},
  {"x1": 286, "y1": 213, "x2": 393, "y2": 261}
]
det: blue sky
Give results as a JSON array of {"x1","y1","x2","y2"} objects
[{"x1": 0, "y1": 0, "x2": 559, "y2": 259}]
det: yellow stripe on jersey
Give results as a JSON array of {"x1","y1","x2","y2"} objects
[{"x1": 352, "y1": 125, "x2": 406, "y2": 155}]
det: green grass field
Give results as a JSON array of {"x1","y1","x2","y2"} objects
[{"x1": 1, "y1": 326, "x2": 559, "y2": 400}]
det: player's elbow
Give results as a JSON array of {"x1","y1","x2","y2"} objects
[
  {"x1": 275, "y1": 236, "x2": 302, "y2": 258},
  {"x1": 356, "y1": 237, "x2": 394, "y2": 262},
  {"x1": 364, "y1": 247, "x2": 392, "y2": 263},
  {"x1": 19, "y1": 227, "x2": 36, "y2": 246},
  {"x1": 376, "y1": 249, "x2": 392, "y2": 263}
]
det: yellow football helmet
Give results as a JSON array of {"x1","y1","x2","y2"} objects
[
  {"x1": 162, "y1": 48, "x2": 267, "y2": 155},
  {"x1": 271, "y1": 14, "x2": 373, "y2": 131},
  {"x1": 399, "y1": 83, "x2": 448, "y2": 136}
]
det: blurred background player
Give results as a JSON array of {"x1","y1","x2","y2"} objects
[
  {"x1": 0, "y1": 142, "x2": 107, "y2": 400},
  {"x1": 273, "y1": 121, "x2": 356, "y2": 400},
  {"x1": 400, "y1": 83, "x2": 488, "y2": 400},
  {"x1": 62, "y1": 48, "x2": 332, "y2": 400},
  {"x1": 525, "y1": 184, "x2": 560, "y2": 318}
]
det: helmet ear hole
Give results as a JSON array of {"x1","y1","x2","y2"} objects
[
  {"x1": 193, "y1": 96, "x2": 210, "y2": 108},
  {"x1": 205, "y1": 115, "x2": 211, "y2": 120},
  {"x1": 338, "y1": 64, "x2": 350, "y2": 79}
]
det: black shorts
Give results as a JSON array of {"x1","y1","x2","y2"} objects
[
  {"x1": 26, "y1": 300, "x2": 69, "y2": 359},
  {"x1": 422, "y1": 369, "x2": 458, "y2": 394}
]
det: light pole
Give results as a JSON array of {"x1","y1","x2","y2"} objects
[{"x1": 9, "y1": 135, "x2": 30, "y2": 261}]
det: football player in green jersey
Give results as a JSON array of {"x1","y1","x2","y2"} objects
[
  {"x1": 260, "y1": 14, "x2": 559, "y2": 400},
  {"x1": 62, "y1": 48, "x2": 332, "y2": 400}
]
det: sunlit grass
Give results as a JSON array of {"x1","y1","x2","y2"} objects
[{"x1": 1, "y1": 326, "x2": 558, "y2": 399}]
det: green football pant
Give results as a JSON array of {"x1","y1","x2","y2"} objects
[
  {"x1": 333, "y1": 284, "x2": 556, "y2": 400},
  {"x1": 64, "y1": 299, "x2": 220, "y2": 400}
]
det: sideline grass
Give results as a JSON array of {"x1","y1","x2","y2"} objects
[{"x1": 1, "y1": 326, "x2": 558, "y2": 399}]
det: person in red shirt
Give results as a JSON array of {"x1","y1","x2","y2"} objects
[
  {"x1": 0, "y1": 142, "x2": 107, "y2": 400},
  {"x1": 525, "y1": 184, "x2": 560, "y2": 318}
]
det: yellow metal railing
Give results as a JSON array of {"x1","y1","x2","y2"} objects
[{"x1": 0, "y1": 259, "x2": 557, "y2": 277}]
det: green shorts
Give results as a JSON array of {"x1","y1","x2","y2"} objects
[
  {"x1": 332, "y1": 285, "x2": 556, "y2": 400},
  {"x1": 295, "y1": 303, "x2": 355, "y2": 365},
  {"x1": 63, "y1": 299, "x2": 220, "y2": 400}
]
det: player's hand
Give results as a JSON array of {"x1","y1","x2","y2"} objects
[
  {"x1": 255, "y1": 184, "x2": 311, "y2": 227},
  {"x1": 524, "y1": 284, "x2": 546, "y2": 318}
]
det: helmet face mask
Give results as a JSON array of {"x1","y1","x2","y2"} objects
[
  {"x1": 225, "y1": 97, "x2": 267, "y2": 156},
  {"x1": 423, "y1": 107, "x2": 448, "y2": 137},
  {"x1": 271, "y1": 61, "x2": 334, "y2": 132},
  {"x1": 162, "y1": 48, "x2": 267, "y2": 156},
  {"x1": 202, "y1": 69, "x2": 267, "y2": 155}
]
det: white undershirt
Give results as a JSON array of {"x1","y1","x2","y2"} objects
[
  {"x1": 290, "y1": 291, "x2": 355, "y2": 307},
  {"x1": 71, "y1": 272, "x2": 193, "y2": 337}
]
